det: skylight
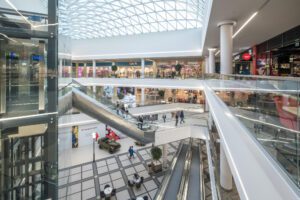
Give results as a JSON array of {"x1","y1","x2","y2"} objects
[{"x1": 59, "y1": 0, "x2": 208, "y2": 39}]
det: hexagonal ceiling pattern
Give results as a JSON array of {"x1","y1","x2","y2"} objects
[{"x1": 59, "y1": 0, "x2": 208, "y2": 39}]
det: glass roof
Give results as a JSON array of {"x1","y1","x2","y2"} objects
[{"x1": 59, "y1": 0, "x2": 208, "y2": 39}]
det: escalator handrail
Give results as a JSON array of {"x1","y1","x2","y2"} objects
[{"x1": 71, "y1": 79, "x2": 157, "y2": 132}]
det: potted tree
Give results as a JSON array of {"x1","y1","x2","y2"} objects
[
  {"x1": 148, "y1": 146, "x2": 162, "y2": 173},
  {"x1": 111, "y1": 64, "x2": 118, "y2": 77}
]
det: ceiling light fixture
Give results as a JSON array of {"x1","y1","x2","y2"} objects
[
  {"x1": 5, "y1": 0, "x2": 58, "y2": 28},
  {"x1": 232, "y1": 12, "x2": 258, "y2": 39}
]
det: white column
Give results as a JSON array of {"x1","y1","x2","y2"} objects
[
  {"x1": 204, "y1": 96, "x2": 209, "y2": 112},
  {"x1": 220, "y1": 143, "x2": 233, "y2": 190},
  {"x1": 141, "y1": 58, "x2": 145, "y2": 78},
  {"x1": 141, "y1": 88, "x2": 145, "y2": 106},
  {"x1": 92, "y1": 60, "x2": 96, "y2": 77},
  {"x1": 208, "y1": 49, "x2": 216, "y2": 73},
  {"x1": 218, "y1": 21, "x2": 236, "y2": 75},
  {"x1": 85, "y1": 63, "x2": 88, "y2": 78},
  {"x1": 208, "y1": 111, "x2": 212, "y2": 131},
  {"x1": 162, "y1": 144, "x2": 168, "y2": 169},
  {"x1": 59, "y1": 59, "x2": 63, "y2": 78},
  {"x1": 205, "y1": 56, "x2": 209, "y2": 74}
]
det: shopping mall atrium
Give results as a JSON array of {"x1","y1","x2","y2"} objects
[{"x1": 1, "y1": 0, "x2": 300, "y2": 199}]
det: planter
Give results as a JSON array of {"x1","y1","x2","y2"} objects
[{"x1": 148, "y1": 161, "x2": 162, "y2": 174}]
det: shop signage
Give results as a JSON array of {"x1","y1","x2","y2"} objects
[{"x1": 242, "y1": 53, "x2": 252, "y2": 61}]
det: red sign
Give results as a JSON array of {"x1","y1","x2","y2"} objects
[{"x1": 242, "y1": 53, "x2": 252, "y2": 61}]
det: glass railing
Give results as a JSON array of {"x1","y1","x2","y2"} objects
[
  {"x1": 205, "y1": 74, "x2": 300, "y2": 187},
  {"x1": 71, "y1": 80, "x2": 157, "y2": 133}
]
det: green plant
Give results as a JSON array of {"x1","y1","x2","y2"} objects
[
  {"x1": 151, "y1": 146, "x2": 162, "y2": 162},
  {"x1": 111, "y1": 65, "x2": 118, "y2": 72}
]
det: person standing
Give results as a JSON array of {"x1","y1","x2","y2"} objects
[
  {"x1": 175, "y1": 113, "x2": 179, "y2": 126},
  {"x1": 162, "y1": 114, "x2": 166, "y2": 123},
  {"x1": 128, "y1": 146, "x2": 135, "y2": 159},
  {"x1": 180, "y1": 110, "x2": 185, "y2": 124},
  {"x1": 116, "y1": 102, "x2": 120, "y2": 115},
  {"x1": 138, "y1": 116, "x2": 143, "y2": 129}
]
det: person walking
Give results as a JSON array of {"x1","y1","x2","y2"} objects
[
  {"x1": 180, "y1": 110, "x2": 185, "y2": 124},
  {"x1": 128, "y1": 146, "x2": 135, "y2": 159},
  {"x1": 175, "y1": 113, "x2": 179, "y2": 126},
  {"x1": 162, "y1": 114, "x2": 166, "y2": 123}
]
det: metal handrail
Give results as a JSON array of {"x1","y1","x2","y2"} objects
[
  {"x1": 199, "y1": 141, "x2": 205, "y2": 200},
  {"x1": 205, "y1": 73, "x2": 300, "y2": 81}
]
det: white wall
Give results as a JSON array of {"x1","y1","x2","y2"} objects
[{"x1": 71, "y1": 29, "x2": 203, "y2": 60}]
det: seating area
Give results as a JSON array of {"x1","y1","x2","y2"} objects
[
  {"x1": 128, "y1": 173, "x2": 145, "y2": 188},
  {"x1": 100, "y1": 184, "x2": 116, "y2": 200}
]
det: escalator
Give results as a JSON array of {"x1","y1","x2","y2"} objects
[
  {"x1": 187, "y1": 143, "x2": 201, "y2": 200},
  {"x1": 156, "y1": 139, "x2": 206, "y2": 200},
  {"x1": 163, "y1": 144, "x2": 189, "y2": 200},
  {"x1": 58, "y1": 81, "x2": 156, "y2": 144}
]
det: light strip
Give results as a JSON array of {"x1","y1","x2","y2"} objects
[
  {"x1": 232, "y1": 12, "x2": 258, "y2": 39},
  {"x1": 215, "y1": 50, "x2": 220, "y2": 56},
  {"x1": 5, "y1": 0, "x2": 58, "y2": 28}
]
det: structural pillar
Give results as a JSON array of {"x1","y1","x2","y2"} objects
[
  {"x1": 58, "y1": 58, "x2": 63, "y2": 78},
  {"x1": 141, "y1": 58, "x2": 145, "y2": 78},
  {"x1": 218, "y1": 21, "x2": 236, "y2": 75},
  {"x1": 208, "y1": 49, "x2": 216, "y2": 73},
  {"x1": 141, "y1": 88, "x2": 145, "y2": 106},
  {"x1": 92, "y1": 60, "x2": 96, "y2": 93},
  {"x1": 220, "y1": 143, "x2": 233, "y2": 190},
  {"x1": 92, "y1": 60, "x2": 96, "y2": 78},
  {"x1": 205, "y1": 56, "x2": 209, "y2": 74},
  {"x1": 162, "y1": 144, "x2": 168, "y2": 169}
]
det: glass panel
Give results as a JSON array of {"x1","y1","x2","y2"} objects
[{"x1": 211, "y1": 75, "x2": 300, "y2": 187}]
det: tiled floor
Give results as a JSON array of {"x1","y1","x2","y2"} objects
[{"x1": 58, "y1": 141, "x2": 180, "y2": 200}]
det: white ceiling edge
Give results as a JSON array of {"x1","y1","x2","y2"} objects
[{"x1": 71, "y1": 29, "x2": 203, "y2": 60}]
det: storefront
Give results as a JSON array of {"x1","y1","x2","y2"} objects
[
  {"x1": 233, "y1": 51, "x2": 253, "y2": 75},
  {"x1": 115, "y1": 61, "x2": 153, "y2": 78},
  {"x1": 255, "y1": 25, "x2": 300, "y2": 76},
  {"x1": 96, "y1": 62, "x2": 112, "y2": 77},
  {"x1": 156, "y1": 59, "x2": 203, "y2": 78}
]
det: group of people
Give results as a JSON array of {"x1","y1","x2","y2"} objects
[{"x1": 162, "y1": 111, "x2": 185, "y2": 126}]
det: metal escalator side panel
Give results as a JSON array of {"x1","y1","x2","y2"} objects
[{"x1": 72, "y1": 88, "x2": 153, "y2": 144}]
